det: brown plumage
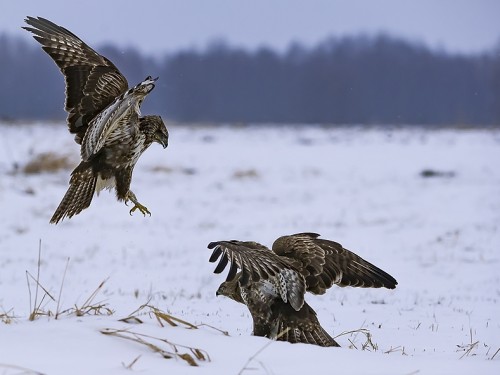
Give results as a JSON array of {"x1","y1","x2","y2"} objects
[
  {"x1": 209, "y1": 232, "x2": 398, "y2": 347},
  {"x1": 23, "y1": 17, "x2": 169, "y2": 223}
]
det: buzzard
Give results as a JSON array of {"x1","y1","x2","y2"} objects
[
  {"x1": 23, "y1": 16, "x2": 169, "y2": 224},
  {"x1": 209, "y1": 232, "x2": 397, "y2": 347}
]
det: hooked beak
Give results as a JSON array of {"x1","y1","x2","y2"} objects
[
  {"x1": 215, "y1": 286, "x2": 223, "y2": 297},
  {"x1": 156, "y1": 134, "x2": 168, "y2": 149}
]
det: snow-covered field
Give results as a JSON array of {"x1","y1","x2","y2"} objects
[{"x1": 0, "y1": 123, "x2": 499, "y2": 374}]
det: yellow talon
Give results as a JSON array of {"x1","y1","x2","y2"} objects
[
  {"x1": 126, "y1": 191, "x2": 151, "y2": 217},
  {"x1": 129, "y1": 202, "x2": 151, "y2": 217}
]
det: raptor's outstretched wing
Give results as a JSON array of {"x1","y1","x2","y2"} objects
[
  {"x1": 23, "y1": 16, "x2": 129, "y2": 144},
  {"x1": 209, "y1": 240, "x2": 307, "y2": 311},
  {"x1": 272, "y1": 233, "x2": 398, "y2": 294},
  {"x1": 208, "y1": 240, "x2": 302, "y2": 286}
]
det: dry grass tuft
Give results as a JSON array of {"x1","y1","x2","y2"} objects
[
  {"x1": 23, "y1": 249, "x2": 221, "y2": 368},
  {"x1": 384, "y1": 346, "x2": 407, "y2": 355},
  {"x1": 456, "y1": 328, "x2": 479, "y2": 359},
  {"x1": 334, "y1": 326, "x2": 378, "y2": 352},
  {"x1": 0, "y1": 308, "x2": 16, "y2": 324},
  {"x1": 150, "y1": 165, "x2": 174, "y2": 174},
  {"x1": 101, "y1": 328, "x2": 209, "y2": 366},
  {"x1": 232, "y1": 168, "x2": 259, "y2": 179},
  {"x1": 26, "y1": 241, "x2": 55, "y2": 321},
  {"x1": 122, "y1": 302, "x2": 229, "y2": 335},
  {"x1": 150, "y1": 306, "x2": 199, "y2": 329},
  {"x1": 71, "y1": 278, "x2": 114, "y2": 317},
  {"x1": 101, "y1": 303, "x2": 234, "y2": 366},
  {"x1": 102, "y1": 305, "x2": 213, "y2": 368},
  {"x1": 26, "y1": 247, "x2": 113, "y2": 320},
  {"x1": 150, "y1": 165, "x2": 197, "y2": 175},
  {"x1": 23, "y1": 152, "x2": 73, "y2": 174}
]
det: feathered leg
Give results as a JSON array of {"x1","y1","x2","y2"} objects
[
  {"x1": 50, "y1": 164, "x2": 96, "y2": 224},
  {"x1": 243, "y1": 296, "x2": 273, "y2": 338},
  {"x1": 115, "y1": 167, "x2": 151, "y2": 216}
]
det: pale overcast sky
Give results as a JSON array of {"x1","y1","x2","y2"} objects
[{"x1": 2, "y1": 0, "x2": 499, "y2": 55}]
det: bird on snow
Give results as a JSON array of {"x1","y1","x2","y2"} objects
[{"x1": 209, "y1": 232, "x2": 397, "y2": 347}]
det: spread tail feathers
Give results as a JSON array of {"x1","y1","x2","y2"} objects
[
  {"x1": 271, "y1": 302, "x2": 340, "y2": 347},
  {"x1": 50, "y1": 167, "x2": 96, "y2": 224}
]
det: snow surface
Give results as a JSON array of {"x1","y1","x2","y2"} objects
[{"x1": 0, "y1": 123, "x2": 499, "y2": 374}]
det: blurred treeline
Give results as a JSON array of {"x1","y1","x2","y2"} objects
[{"x1": 1, "y1": 33, "x2": 499, "y2": 125}]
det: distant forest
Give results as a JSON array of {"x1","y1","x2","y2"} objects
[{"x1": 1, "y1": 33, "x2": 499, "y2": 125}]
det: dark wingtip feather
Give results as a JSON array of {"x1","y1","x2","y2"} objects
[
  {"x1": 213, "y1": 254, "x2": 229, "y2": 274},
  {"x1": 23, "y1": 16, "x2": 80, "y2": 41},
  {"x1": 208, "y1": 246, "x2": 223, "y2": 262},
  {"x1": 226, "y1": 261, "x2": 238, "y2": 281},
  {"x1": 207, "y1": 241, "x2": 220, "y2": 250},
  {"x1": 23, "y1": 16, "x2": 36, "y2": 27},
  {"x1": 23, "y1": 16, "x2": 54, "y2": 32},
  {"x1": 384, "y1": 274, "x2": 398, "y2": 289},
  {"x1": 382, "y1": 269, "x2": 398, "y2": 289},
  {"x1": 361, "y1": 261, "x2": 398, "y2": 289}
]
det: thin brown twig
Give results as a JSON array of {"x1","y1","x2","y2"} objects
[
  {"x1": 0, "y1": 363, "x2": 46, "y2": 375},
  {"x1": 195, "y1": 323, "x2": 230, "y2": 336},
  {"x1": 55, "y1": 257, "x2": 70, "y2": 319},
  {"x1": 26, "y1": 241, "x2": 56, "y2": 321},
  {"x1": 489, "y1": 347, "x2": 500, "y2": 360},
  {"x1": 122, "y1": 355, "x2": 142, "y2": 370},
  {"x1": 34, "y1": 239, "x2": 41, "y2": 312},
  {"x1": 238, "y1": 328, "x2": 290, "y2": 375},
  {"x1": 100, "y1": 328, "x2": 209, "y2": 366},
  {"x1": 334, "y1": 327, "x2": 377, "y2": 351},
  {"x1": 148, "y1": 306, "x2": 198, "y2": 329},
  {"x1": 74, "y1": 278, "x2": 112, "y2": 316},
  {"x1": 459, "y1": 341, "x2": 479, "y2": 359},
  {"x1": 457, "y1": 327, "x2": 479, "y2": 359},
  {"x1": 125, "y1": 299, "x2": 153, "y2": 318},
  {"x1": 26, "y1": 271, "x2": 56, "y2": 302},
  {"x1": 79, "y1": 278, "x2": 109, "y2": 309},
  {"x1": 121, "y1": 303, "x2": 229, "y2": 335}
]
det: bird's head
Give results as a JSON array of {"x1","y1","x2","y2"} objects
[
  {"x1": 140, "y1": 115, "x2": 169, "y2": 148},
  {"x1": 216, "y1": 279, "x2": 244, "y2": 304}
]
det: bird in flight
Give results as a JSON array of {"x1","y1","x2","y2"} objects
[
  {"x1": 23, "y1": 16, "x2": 169, "y2": 224},
  {"x1": 209, "y1": 232, "x2": 397, "y2": 347}
]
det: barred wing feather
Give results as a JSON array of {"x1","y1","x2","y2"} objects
[{"x1": 23, "y1": 16, "x2": 129, "y2": 144}]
